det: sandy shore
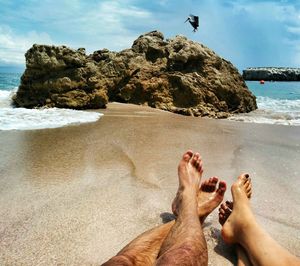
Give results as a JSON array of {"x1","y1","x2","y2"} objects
[{"x1": 0, "y1": 103, "x2": 299, "y2": 265}]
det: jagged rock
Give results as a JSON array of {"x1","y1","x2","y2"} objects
[
  {"x1": 243, "y1": 67, "x2": 300, "y2": 81},
  {"x1": 14, "y1": 30, "x2": 257, "y2": 117}
]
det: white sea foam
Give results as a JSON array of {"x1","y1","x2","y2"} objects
[
  {"x1": 257, "y1": 96, "x2": 300, "y2": 112},
  {"x1": 0, "y1": 89, "x2": 14, "y2": 108},
  {"x1": 228, "y1": 96, "x2": 300, "y2": 126},
  {"x1": 0, "y1": 90, "x2": 103, "y2": 130}
]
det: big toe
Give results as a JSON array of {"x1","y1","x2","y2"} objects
[
  {"x1": 232, "y1": 173, "x2": 250, "y2": 196},
  {"x1": 237, "y1": 173, "x2": 250, "y2": 184},
  {"x1": 216, "y1": 181, "x2": 227, "y2": 197},
  {"x1": 201, "y1": 176, "x2": 219, "y2": 192},
  {"x1": 182, "y1": 150, "x2": 193, "y2": 162}
]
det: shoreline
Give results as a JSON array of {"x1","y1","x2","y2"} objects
[{"x1": 0, "y1": 103, "x2": 299, "y2": 265}]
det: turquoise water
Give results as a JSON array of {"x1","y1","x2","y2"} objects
[
  {"x1": 0, "y1": 72, "x2": 22, "y2": 90},
  {"x1": 246, "y1": 81, "x2": 300, "y2": 100},
  {"x1": 230, "y1": 81, "x2": 300, "y2": 125}
]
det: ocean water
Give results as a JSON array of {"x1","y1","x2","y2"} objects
[
  {"x1": 228, "y1": 81, "x2": 300, "y2": 126},
  {"x1": 1, "y1": 73, "x2": 300, "y2": 130},
  {"x1": 0, "y1": 73, "x2": 102, "y2": 130}
]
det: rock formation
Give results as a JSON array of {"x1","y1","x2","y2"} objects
[
  {"x1": 14, "y1": 30, "x2": 257, "y2": 118},
  {"x1": 243, "y1": 67, "x2": 300, "y2": 81}
]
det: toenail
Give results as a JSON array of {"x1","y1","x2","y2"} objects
[{"x1": 245, "y1": 174, "x2": 249, "y2": 178}]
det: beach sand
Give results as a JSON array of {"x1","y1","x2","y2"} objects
[{"x1": 0, "y1": 103, "x2": 299, "y2": 265}]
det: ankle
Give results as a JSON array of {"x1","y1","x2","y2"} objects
[{"x1": 237, "y1": 218, "x2": 259, "y2": 246}]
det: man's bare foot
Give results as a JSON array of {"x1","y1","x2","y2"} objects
[
  {"x1": 156, "y1": 151, "x2": 208, "y2": 265},
  {"x1": 197, "y1": 177, "x2": 227, "y2": 223},
  {"x1": 177, "y1": 150, "x2": 203, "y2": 190},
  {"x1": 169, "y1": 151, "x2": 203, "y2": 215},
  {"x1": 172, "y1": 176, "x2": 227, "y2": 223},
  {"x1": 219, "y1": 200, "x2": 233, "y2": 226},
  {"x1": 219, "y1": 173, "x2": 254, "y2": 244}
]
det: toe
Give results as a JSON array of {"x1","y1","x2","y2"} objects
[
  {"x1": 219, "y1": 208, "x2": 225, "y2": 215},
  {"x1": 224, "y1": 205, "x2": 231, "y2": 215},
  {"x1": 238, "y1": 173, "x2": 250, "y2": 184},
  {"x1": 191, "y1": 153, "x2": 199, "y2": 166},
  {"x1": 219, "y1": 214, "x2": 226, "y2": 225},
  {"x1": 200, "y1": 179, "x2": 209, "y2": 190},
  {"x1": 220, "y1": 202, "x2": 227, "y2": 211},
  {"x1": 208, "y1": 176, "x2": 219, "y2": 191},
  {"x1": 246, "y1": 183, "x2": 252, "y2": 192},
  {"x1": 200, "y1": 178, "x2": 214, "y2": 192},
  {"x1": 217, "y1": 181, "x2": 227, "y2": 196},
  {"x1": 226, "y1": 201, "x2": 233, "y2": 209},
  {"x1": 245, "y1": 179, "x2": 250, "y2": 189},
  {"x1": 211, "y1": 176, "x2": 219, "y2": 184},
  {"x1": 182, "y1": 150, "x2": 193, "y2": 162},
  {"x1": 246, "y1": 187, "x2": 252, "y2": 198},
  {"x1": 199, "y1": 161, "x2": 203, "y2": 173}
]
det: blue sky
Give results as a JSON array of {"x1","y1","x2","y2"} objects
[{"x1": 0, "y1": 0, "x2": 300, "y2": 71}]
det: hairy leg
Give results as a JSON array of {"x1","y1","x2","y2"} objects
[
  {"x1": 156, "y1": 151, "x2": 208, "y2": 266},
  {"x1": 173, "y1": 176, "x2": 227, "y2": 223},
  {"x1": 102, "y1": 222, "x2": 174, "y2": 266},
  {"x1": 103, "y1": 176, "x2": 226, "y2": 266},
  {"x1": 220, "y1": 174, "x2": 300, "y2": 266},
  {"x1": 103, "y1": 151, "x2": 226, "y2": 266}
]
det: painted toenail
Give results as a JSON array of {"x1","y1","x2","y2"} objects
[{"x1": 245, "y1": 174, "x2": 249, "y2": 178}]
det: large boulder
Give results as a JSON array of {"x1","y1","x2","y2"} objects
[{"x1": 14, "y1": 30, "x2": 257, "y2": 118}]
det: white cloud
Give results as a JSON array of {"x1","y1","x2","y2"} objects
[
  {"x1": 56, "y1": 0, "x2": 154, "y2": 51},
  {"x1": 287, "y1": 26, "x2": 300, "y2": 34},
  {"x1": 16, "y1": 0, "x2": 154, "y2": 53},
  {"x1": 0, "y1": 0, "x2": 155, "y2": 65},
  {"x1": 2, "y1": 0, "x2": 300, "y2": 69},
  {"x1": 0, "y1": 25, "x2": 53, "y2": 65},
  {"x1": 200, "y1": 1, "x2": 300, "y2": 69}
]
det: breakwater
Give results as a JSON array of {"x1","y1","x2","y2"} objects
[{"x1": 243, "y1": 67, "x2": 300, "y2": 81}]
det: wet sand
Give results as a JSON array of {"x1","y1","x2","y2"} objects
[{"x1": 0, "y1": 103, "x2": 299, "y2": 265}]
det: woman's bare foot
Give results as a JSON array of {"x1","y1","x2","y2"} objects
[
  {"x1": 219, "y1": 202, "x2": 252, "y2": 265},
  {"x1": 219, "y1": 175, "x2": 253, "y2": 266},
  {"x1": 219, "y1": 173, "x2": 254, "y2": 244},
  {"x1": 219, "y1": 174, "x2": 300, "y2": 266},
  {"x1": 218, "y1": 173, "x2": 252, "y2": 225}
]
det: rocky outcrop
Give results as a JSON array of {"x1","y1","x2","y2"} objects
[
  {"x1": 14, "y1": 30, "x2": 257, "y2": 118},
  {"x1": 243, "y1": 67, "x2": 300, "y2": 81}
]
